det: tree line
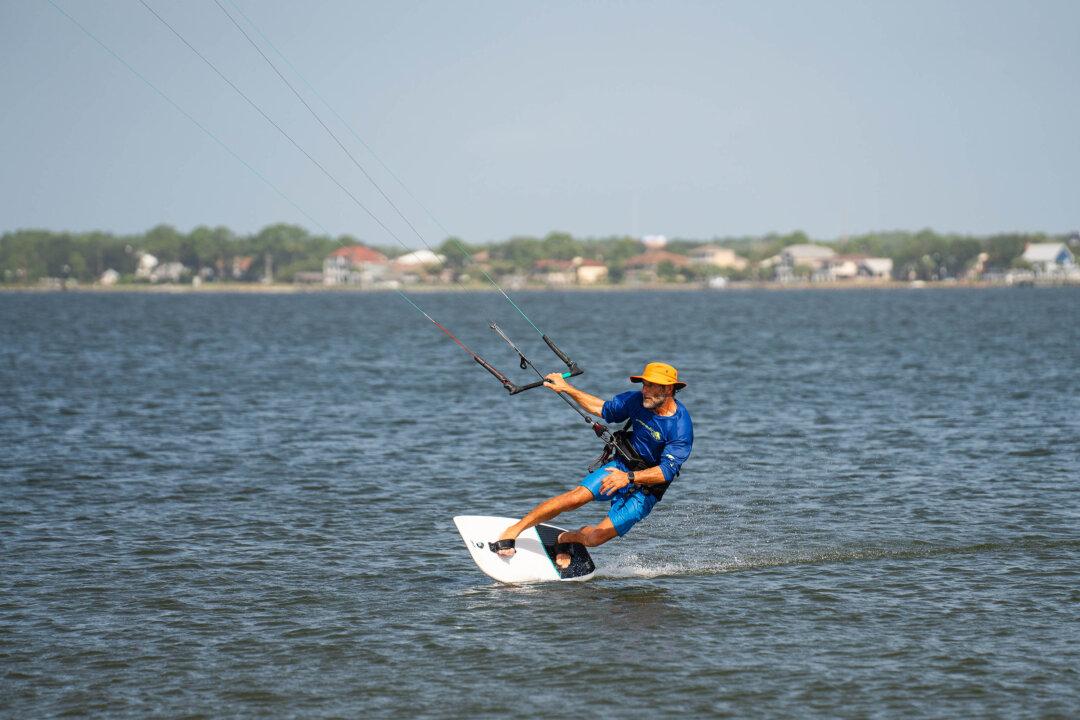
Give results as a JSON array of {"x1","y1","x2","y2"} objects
[{"x1": 0, "y1": 223, "x2": 1070, "y2": 284}]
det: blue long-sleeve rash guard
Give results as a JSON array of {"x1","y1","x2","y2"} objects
[{"x1": 601, "y1": 390, "x2": 694, "y2": 487}]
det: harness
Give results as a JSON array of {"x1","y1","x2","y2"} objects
[{"x1": 587, "y1": 421, "x2": 672, "y2": 500}]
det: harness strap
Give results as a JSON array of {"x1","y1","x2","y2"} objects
[{"x1": 586, "y1": 422, "x2": 671, "y2": 499}]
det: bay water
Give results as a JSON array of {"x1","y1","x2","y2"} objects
[{"x1": 1, "y1": 288, "x2": 1077, "y2": 718}]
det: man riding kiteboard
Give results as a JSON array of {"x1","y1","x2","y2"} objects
[{"x1": 490, "y1": 362, "x2": 693, "y2": 569}]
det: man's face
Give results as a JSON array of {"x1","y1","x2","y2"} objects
[{"x1": 641, "y1": 380, "x2": 673, "y2": 410}]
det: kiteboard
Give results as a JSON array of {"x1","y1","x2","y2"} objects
[{"x1": 453, "y1": 515, "x2": 596, "y2": 583}]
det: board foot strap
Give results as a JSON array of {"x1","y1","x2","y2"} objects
[{"x1": 488, "y1": 539, "x2": 515, "y2": 553}]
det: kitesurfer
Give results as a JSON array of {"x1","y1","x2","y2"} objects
[{"x1": 490, "y1": 362, "x2": 693, "y2": 569}]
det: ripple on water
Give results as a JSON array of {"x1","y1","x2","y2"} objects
[{"x1": 1, "y1": 289, "x2": 1078, "y2": 718}]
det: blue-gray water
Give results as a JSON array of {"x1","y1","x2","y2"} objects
[{"x1": 1, "y1": 288, "x2": 1078, "y2": 718}]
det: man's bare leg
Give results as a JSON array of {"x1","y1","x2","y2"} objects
[
  {"x1": 495, "y1": 486, "x2": 593, "y2": 558},
  {"x1": 554, "y1": 517, "x2": 618, "y2": 568}
]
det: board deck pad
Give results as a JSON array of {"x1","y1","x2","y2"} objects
[{"x1": 453, "y1": 515, "x2": 596, "y2": 583}]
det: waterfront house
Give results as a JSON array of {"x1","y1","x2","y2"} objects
[
  {"x1": 453, "y1": 249, "x2": 493, "y2": 284},
  {"x1": 531, "y1": 257, "x2": 609, "y2": 285},
  {"x1": 763, "y1": 243, "x2": 835, "y2": 282},
  {"x1": 623, "y1": 250, "x2": 690, "y2": 283},
  {"x1": 323, "y1": 245, "x2": 389, "y2": 286},
  {"x1": 134, "y1": 252, "x2": 190, "y2": 283},
  {"x1": 575, "y1": 258, "x2": 608, "y2": 284},
  {"x1": 533, "y1": 259, "x2": 576, "y2": 286},
  {"x1": 688, "y1": 245, "x2": 748, "y2": 271},
  {"x1": 1022, "y1": 243, "x2": 1075, "y2": 276},
  {"x1": 391, "y1": 249, "x2": 444, "y2": 284},
  {"x1": 820, "y1": 254, "x2": 863, "y2": 280},
  {"x1": 134, "y1": 252, "x2": 158, "y2": 280},
  {"x1": 231, "y1": 256, "x2": 254, "y2": 280},
  {"x1": 819, "y1": 254, "x2": 894, "y2": 281},
  {"x1": 964, "y1": 252, "x2": 990, "y2": 280},
  {"x1": 860, "y1": 257, "x2": 894, "y2": 279},
  {"x1": 772, "y1": 244, "x2": 836, "y2": 269},
  {"x1": 393, "y1": 249, "x2": 444, "y2": 269},
  {"x1": 151, "y1": 262, "x2": 190, "y2": 283}
]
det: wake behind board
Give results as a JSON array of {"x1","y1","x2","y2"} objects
[{"x1": 453, "y1": 515, "x2": 596, "y2": 583}]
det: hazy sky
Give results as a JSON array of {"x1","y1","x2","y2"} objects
[{"x1": 2, "y1": 0, "x2": 1078, "y2": 246}]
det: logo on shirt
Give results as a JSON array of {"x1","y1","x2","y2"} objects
[{"x1": 635, "y1": 419, "x2": 662, "y2": 442}]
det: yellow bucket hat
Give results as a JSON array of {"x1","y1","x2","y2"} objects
[{"x1": 630, "y1": 362, "x2": 686, "y2": 390}]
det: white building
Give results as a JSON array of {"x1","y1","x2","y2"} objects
[
  {"x1": 134, "y1": 252, "x2": 158, "y2": 280},
  {"x1": 134, "y1": 253, "x2": 190, "y2": 283},
  {"x1": 393, "y1": 249, "x2": 445, "y2": 268},
  {"x1": 150, "y1": 262, "x2": 189, "y2": 283},
  {"x1": 575, "y1": 258, "x2": 608, "y2": 284},
  {"x1": 819, "y1": 255, "x2": 894, "y2": 281},
  {"x1": 763, "y1": 244, "x2": 836, "y2": 281},
  {"x1": 778, "y1": 244, "x2": 836, "y2": 267},
  {"x1": 1022, "y1": 243, "x2": 1075, "y2": 276},
  {"x1": 860, "y1": 258, "x2": 894, "y2": 279},
  {"x1": 323, "y1": 245, "x2": 389, "y2": 286}
]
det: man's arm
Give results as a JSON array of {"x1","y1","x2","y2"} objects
[
  {"x1": 599, "y1": 465, "x2": 665, "y2": 495},
  {"x1": 601, "y1": 422, "x2": 693, "y2": 495},
  {"x1": 544, "y1": 373, "x2": 605, "y2": 415}
]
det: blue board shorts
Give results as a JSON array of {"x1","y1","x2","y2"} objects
[{"x1": 580, "y1": 461, "x2": 658, "y2": 536}]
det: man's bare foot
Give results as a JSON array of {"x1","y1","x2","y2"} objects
[
  {"x1": 554, "y1": 533, "x2": 572, "y2": 569},
  {"x1": 494, "y1": 528, "x2": 518, "y2": 559}
]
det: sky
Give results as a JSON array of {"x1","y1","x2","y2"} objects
[{"x1": 1, "y1": 0, "x2": 1078, "y2": 247}]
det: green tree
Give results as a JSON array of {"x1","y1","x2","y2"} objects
[
  {"x1": 657, "y1": 260, "x2": 679, "y2": 281},
  {"x1": 143, "y1": 224, "x2": 184, "y2": 262},
  {"x1": 985, "y1": 234, "x2": 1029, "y2": 270},
  {"x1": 596, "y1": 236, "x2": 643, "y2": 265},
  {"x1": 492, "y1": 235, "x2": 544, "y2": 271},
  {"x1": 541, "y1": 231, "x2": 581, "y2": 260},
  {"x1": 189, "y1": 225, "x2": 234, "y2": 273},
  {"x1": 437, "y1": 237, "x2": 474, "y2": 269}
]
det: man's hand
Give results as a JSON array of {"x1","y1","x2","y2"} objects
[
  {"x1": 542, "y1": 374, "x2": 605, "y2": 415},
  {"x1": 600, "y1": 467, "x2": 630, "y2": 495},
  {"x1": 544, "y1": 372, "x2": 571, "y2": 393}
]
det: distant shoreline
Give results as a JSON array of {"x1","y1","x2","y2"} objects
[{"x1": 2, "y1": 278, "x2": 1077, "y2": 294}]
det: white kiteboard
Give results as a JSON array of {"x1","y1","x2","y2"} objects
[{"x1": 453, "y1": 515, "x2": 596, "y2": 583}]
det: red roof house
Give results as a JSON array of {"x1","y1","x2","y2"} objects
[
  {"x1": 324, "y1": 245, "x2": 389, "y2": 286},
  {"x1": 328, "y1": 245, "x2": 388, "y2": 265}
]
